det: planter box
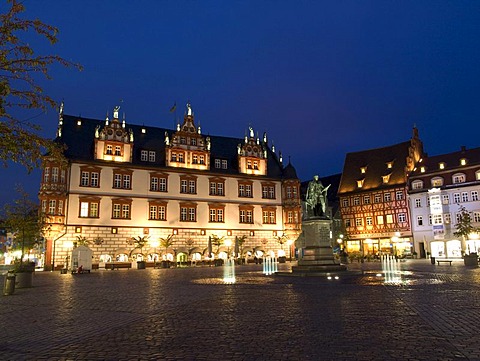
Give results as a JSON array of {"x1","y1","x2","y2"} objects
[
  {"x1": 137, "y1": 261, "x2": 146, "y2": 269},
  {"x1": 15, "y1": 272, "x2": 33, "y2": 288},
  {"x1": 464, "y1": 254, "x2": 478, "y2": 267}
]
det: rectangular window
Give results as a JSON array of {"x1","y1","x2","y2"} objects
[
  {"x1": 364, "y1": 196, "x2": 370, "y2": 205},
  {"x1": 181, "y1": 180, "x2": 188, "y2": 193},
  {"x1": 263, "y1": 211, "x2": 268, "y2": 224},
  {"x1": 384, "y1": 193, "x2": 391, "y2": 202},
  {"x1": 366, "y1": 217, "x2": 373, "y2": 226},
  {"x1": 215, "y1": 159, "x2": 221, "y2": 168},
  {"x1": 353, "y1": 197, "x2": 360, "y2": 206},
  {"x1": 180, "y1": 207, "x2": 187, "y2": 221},
  {"x1": 377, "y1": 215, "x2": 384, "y2": 225},
  {"x1": 159, "y1": 178, "x2": 167, "y2": 192},
  {"x1": 288, "y1": 211, "x2": 293, "y2": 223},
  {"x1": 217, "y1": 183, "x2": 224, "y2": 196},
  {"x1": 149, "y1": 151, "x2": 155, "y2": 162},
  {"x1": 44, "y1": 168, "x2": 50, "y2": 183},
  {"x1": 200, "y1": 155, "x2": 205, "y2": 164},
  {"x1": 453, "y1": 174, "x2": 465, "y2": 184},
  {"x1": 122, "y1": 204, "x2": 130, "y2": 219},
  {"x1": 61, "y1": 170, "x2": 65, "y2": 184},
  {"x1": 222, "y1": 160, "x2": 227, "y2": 169},
  {"x1": 123, "y1": 175, "x2": 131, "y2": 189},
  {"x1": 189, "y1": 180, "x2": 196, "y2": 194},
  {"x1": 189, "y1": 208, "x2": 196, "y2": 221},
  {"x1": 149, "y1": 204, "x2": 167, "y2": 221},
  {"x1": 454, "y1": 193, "x2": 461, "y2": 203},
  {"x1": 218, "y1": 209, "x2": 224, "y2": 222},
  {"x1": 415, "y1": 198, "x2": 421, "y2": 208},
  {"x1": 245, "y1": 185, "x2": 252, "y2": 197},
  {"x1": 428, "y1": 215, "x2": 432, "y2": 225},
  {"x1": 442, "y1": 195, "x2": 449, "y2": 204},
  {"x1": 48, "y1": 200, "x2": 56, "y2": 215},
  {"x1": 240, "y1": 210, "x2": 246, "y2": 223},
  {"x1": 114, "y1": 174, "x2": 122, "y2": 188},
  {"x1": 80, "y1": 202, "x2": 89, "y2": 217},
  {"x1": 433, "y1": 214, "x2": 442, "y2": 224},
  {"x1": 386, "y1": 214, "x2": 393, "y2": 223},
  {"x1": 444, "y1": 213, "x2": 451, "y2": 224},
  {"x1": 396, "y1": 191, "x2": 403, "y2": 200},
  {"x1": 81, "y1": 171, "x2": 89, "y2": 187},
  {"x1": 151, "y1": 177, "x2": 158, "y2": 191},
  {"x1": 474, "y1": 212, "x2": 480, "y2": 223},
  {"x1": 193, "y1": 154, "x2": 198, "y2": 164},
  {"x1": 106, "y1": 145, "x2": 112, "y2": 155},
  {"x1": 462, "y1": 192, "x2": 469, "y2": 202},
  {"x1": 178, "y1": 153, "x2": 184, "y2": 163},
  {"x1": 472, "y1": 191, "x2": 479, "y2": 202},
  {"x1": 115, "y1": 146, "x2": 121, "y2": 156},
  {"x1": 52, "y1": 167, "x2": 59, "y2": 183},
  {"x1": 210, "y1": 182, "x2": 216, "y2": 195},
  {"x1": 417, "y1": 216, "x2": 423, "y2": 226},
  {"x1": 113, "y1": 204, "x2": 121, "y2": 218},
  {"x1": 141, "y1": 150, "x2": 148, "y2": 161},
  {"x1": 286, "y1": 187, "x2": 292, "y2": 199},
  {"x1": 398, "y1": 213, "x2": 406, "y2": 222},
  {"x1": 345, "y1": 219, "x2": 351, "y2": 227},
  {"x1": 355, "y1": 218, "x2": 363, "y2": 227},
  {"x1": 455, "y1": 213, "x2": 462, "y2": 223},
  {"x1": 374, "y1": 194, "x2": 381, "y2": 203},
  {"x1": 90, "y1": 202, "x2": 98, "y2": 218},
  {"x1": 239, "y1": 185, "x2": 245, "y2": 197},
  {"x1": 91, "y1": 172, "x2": 99, "y2": 187},
  {"x1": 246, "y1": 210, "x2": 253, "y2": 223},
  {"x1": 342, "y1": 199, "x2": 349, "y2": 207},
  {"x1": 58, "y1": 200, "x2": 63, "y2": 215}
]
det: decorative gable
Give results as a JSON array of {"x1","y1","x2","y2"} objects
[
  {"x1": 165, "y1": 102, "x2": 210, "y2": 170},
  {"x1": 94, "y1": 106, "x2": 133, "y2": 163},
  {"x1": 237, "y1": 126, "x2": 267, "y2": 176}
]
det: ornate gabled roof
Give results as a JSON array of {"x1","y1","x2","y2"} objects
[
  {"x1": 282, "y1": 161, "x2": 298, "y2": 179},
  {"x1": 56, "y1": 113, "x2": 291, "y2": 179}
]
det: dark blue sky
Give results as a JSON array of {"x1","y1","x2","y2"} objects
[{"x1": 2, "y1": 0, "x2": 480, "y2": 205}]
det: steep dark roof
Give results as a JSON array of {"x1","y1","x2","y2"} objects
[
  {"x1": 410, "y1": 146, "x2": 480, "y2": 177},
  {"x1": 338, "y1": 141, "x2": 411, "y2": 195},
  {"x1": 57, "y1": 114, "x2": 289, "y2": 179},
  {"x1": 282, "y1": 162, "x2": 298, "y2": 179}
]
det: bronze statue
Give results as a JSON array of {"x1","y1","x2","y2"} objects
[{"x1": 306, "y1": 175, "x2": 330, "y2": 217}]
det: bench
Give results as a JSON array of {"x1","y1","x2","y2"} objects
[
  {"x1": 105, "y1": 262, "x2": 132, "y2": 270},
  {"x1": 436, "y1": 259, "x2": 453, "y2": 266}
]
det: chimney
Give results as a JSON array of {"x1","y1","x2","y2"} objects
[{"x1": 461, "y1": 146, "x2": 466, "y2": 152}]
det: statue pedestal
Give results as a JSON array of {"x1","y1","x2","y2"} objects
[{"x1": 292, "y1": 218, "x2": 347, "y2": 274}]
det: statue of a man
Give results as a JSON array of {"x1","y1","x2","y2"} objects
[{"x1": 306, "y1": 175, "x2": 331, "y2": 217}]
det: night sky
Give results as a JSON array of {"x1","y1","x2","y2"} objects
[{"x1": 2, "y1": 0, "x2": 480, "y2": 205}]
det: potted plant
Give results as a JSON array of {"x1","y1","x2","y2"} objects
[
  {"x1": 130, "y1": 236, "x2": 149, "y2": 269},
  {"x1": 274, "y1": 234, "x2": 288, "y2": 263},
  {"x1": 159, "y1": 235, "x2": 175, "y2": 268},
  {"x1": 235, "y1": 235, "x2": 247, "y2": 264},
  {"x1": 210, "y1": 234, "x2": 225, "y2": 266}
]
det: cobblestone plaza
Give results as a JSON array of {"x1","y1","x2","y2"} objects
[{"x1": 1, "y1": 260, "x2": 480, "y2": 360}]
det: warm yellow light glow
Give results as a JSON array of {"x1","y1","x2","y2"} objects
[
  {"x1": 142, "y1": 128, "x2": 146, "y2": 134},
  {"x1": 469, "y1": 233, "x2": 479, "y2": 240},
  {"x1": 150, "y1": 240, "x2": 160, "y2": 248},
  {"x1": 225, "y1": 239, "x2": 232, "y2": 247},
  {"x1": 460, "y1": 158, "x2": 467, "y2": 165},
  {"x1": 64, "y1": 240, "x2": 74, "y2": 249},
  {"x1": 439, "y1": 162, "x2": 445, "y2": 170},
  {"x1": 420, "y1": 167, "x2": 425, "y2": 173},
  {"x1": 77, "y1": 120, "x2": 82, "y2": 126}
]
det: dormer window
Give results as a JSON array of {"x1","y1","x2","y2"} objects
[
  {"x1": 412, "y1": 180, "x2": 423, "y2": 190},
  {"x1": 357, "y1": 179, "x2": 365, "y2": 188},
  {"x1": 452, "y1": 173, "x2": 466, "y2": 184},
  {"x1": 420, "y1": 166, "x2": 426, "y2": 173},
  {"x1": 439, "y1": 162, "x2": 445, "y2": 170},
  {"x1": 460, "y1": 158, "x2": 467, "y2": 166},
  {"x1": 191, "y1": 138, "x2": 197, "y2": 146},
  {"x1": 360, "y1": 166, "x2": 367, "y2": 174},
  {"x1": 431, "y1": 177, "x2": 443, "y2": 187},
  {"x1": 382, "y1": 174, "x2": 391, "y2": 183},
  {"x1": 141, "y1": 128, "x2": 146, "y2": 134},
  {"x1": 77, "y1": 120, "x2": 82, "y2": 126},
  {"x1": 386, "y1": 161, "x2": 394, "y2": 169}
]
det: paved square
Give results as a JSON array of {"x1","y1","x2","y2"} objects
[{"x1": 1, "y1": 260, "x2": 479, "y2": 360}]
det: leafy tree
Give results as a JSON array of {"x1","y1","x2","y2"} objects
[
  {"x1": 2, "y1": 187, "x2": 47, "y2": 265},
  {"x1": 74, "y1": 235, "x2": 90, "y2": 247},
  {"x1": 454, "y1": 205, "x2": 480, "y2": 254},
  {"x1": 0, "y1": 0, "x2": 81, "y2": 171},
  {"x1": 129, "y1": 235, "x2": 149, "y2": 258},
  {"x1": 235, "y1": 235, "x2": 247, "y2": 257},
  {"x1": 274, "y1": 234, "x2": 287, "y2": 250},
  {"x1": 210, "y1": 234, "x2": 224, "y2": 255}
]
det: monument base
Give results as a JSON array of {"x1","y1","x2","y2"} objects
[{"x1": 287, "y1": 217, "x2": 349, "y2": 276}]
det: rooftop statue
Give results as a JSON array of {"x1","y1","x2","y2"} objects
[{"x1": 305, "y1": 175, "x2": 331, "y2": 218}]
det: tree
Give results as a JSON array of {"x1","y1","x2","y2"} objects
[
  {"x1": 210, "y1": 234, "x2": 225, "y2": 255},
  {"x1": 129, "y1": 235, "x2": 149, "y2": 259},
  {"x1": 235, "y1": 235, "x2": 247, "y2": 258},
  {"x1": 0, "y1": 0, "x2": 81, "y2": 171},
  {"x1": 454, "y1": 205, "x2": 479, "y2": 254},
  {"x1": 2, "y1": 187, "x2": 47, "y2": 265},
  {"x1": 159, "y1": 235, "x2": 175, "y2": 259}
]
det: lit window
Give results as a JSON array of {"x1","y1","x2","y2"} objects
[
  {"x1": 439, "y1": 162, "x2": 445, "y2": 170},
  {"x1": 411, "y1": 181, "x2": 423, "y2": 190},
  {"x1": 149, "y1": 151, "x2": 155, "y2": 162},
  {"x1": 360, "y1": 166, "x2": 367, "y2": 174},
  {"x1": 431, "y1": 177, "x2": 443, "y2": 187},
  {"x1": 453, "y1": 173, "x2": 466, "y2": 184},
  {"x1": 460, "y1": 158, "x2": 467, "y2": 166},
  {"x1": 386, "y1": 214, "x2": 393, "y2": 223},
  {"x1": 382, "y1": 174, "x2": 391, "y2": 183},
  {"x1": 141, "y1": 150, "x2": 148, "y2": 161},
  {"x1": 377, "y1": 215, "x2": 384, "y2": 225},
  {"x1": 357, "y1": 179, "x2": 364, "y2": 188},
  {"x1": 366, "y1": 217, "x2": 372, "y2": 226}
]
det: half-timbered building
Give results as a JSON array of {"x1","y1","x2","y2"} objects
[{"x1": 337, "y1": 128, "x2": 423, "y2": 257}]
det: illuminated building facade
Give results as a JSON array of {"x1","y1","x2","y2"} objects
[
  {"x1": 408, "y1": 146, "x2": 480, "y2": 258},
  {"x1": 337, "y1": 128, "x2": 423, "y2": 257},
  {"x1": 38, "y1": 103, "x2": 301, "y2": 269}
]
